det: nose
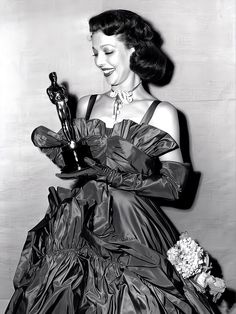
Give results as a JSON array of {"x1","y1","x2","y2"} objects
[{"x1": 95, "y1": 52, "x2": 106, "y2": 68}]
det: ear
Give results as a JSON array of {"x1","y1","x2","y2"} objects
[
  {"x1": 129, "y1": 47, "x2": 135, "y2": 56},
  {"x1": 130, "y1": 47, "x2": 135, "y2": 53}
]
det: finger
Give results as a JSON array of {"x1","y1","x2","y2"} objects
[
  {"x1": 55, "y1": 168, "x2": 91, "y2": 179},
  {"x1": 83, "y1": 157, "x2": 104, "y2": 175},
  {"x1": 84, "y1": 157, "x2": 96, "y2": 167},
  {"x1": 56, "y1": 172, "x2": 81, "y2": 179}
]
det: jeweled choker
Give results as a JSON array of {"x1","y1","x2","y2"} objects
[{"x1": 109, "y1": 81, "x2": 142, "y2": 121}]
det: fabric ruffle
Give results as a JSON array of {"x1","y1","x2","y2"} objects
[{"x1": 31, "y1": 118, "x2": 178, "y2": 171}]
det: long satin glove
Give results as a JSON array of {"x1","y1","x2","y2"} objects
[{"x1": 81, "y1": 157, "x2": 190, "y2": 200}]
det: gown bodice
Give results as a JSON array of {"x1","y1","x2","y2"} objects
[{"x1": 32, "y1": 117, "x2": 179, "y2": 176}]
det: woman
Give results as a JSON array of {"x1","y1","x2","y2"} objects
[{"x1": 6, "y1": 10, "x2": 217, "y2": 314}]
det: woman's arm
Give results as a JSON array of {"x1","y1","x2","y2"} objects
[
  {"x1": 81, "y1": 157, "x2": 189, "y2": 201},
  {"x1": 150, "y1": 101, "x2": 183, "y2": 163}
]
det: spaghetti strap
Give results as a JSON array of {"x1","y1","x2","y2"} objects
[
  {"x1": 85, "y1": 94, "x2": 97, "y2": 120},
  {"x1": 140, "y1": 100, "x2": 161, "y2": 125},
  {"x1": 85, "y1": 95, "x2": 160, "y2": 124}
]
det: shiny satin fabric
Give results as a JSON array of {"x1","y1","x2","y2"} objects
[{"x1": 6, "y1": 119, "x2": 216, "y2": 313}]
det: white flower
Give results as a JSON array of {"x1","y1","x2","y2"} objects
[
  {"x1": 167, "y1": 232, "x2": 226, "y2": 303},
  {"x1": 167, "y1": 232, "x2": 206, "y2": 279},
  {"x1": 207, "y1": 276, "x2": 226, "y2": 295},
  {"x1": 195, "y1": 271, "x2": 210, "y2": 288}
]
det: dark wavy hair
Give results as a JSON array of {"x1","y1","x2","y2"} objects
[{"x1": 89, "y1": 9, "x2": 167, "y2": 82}]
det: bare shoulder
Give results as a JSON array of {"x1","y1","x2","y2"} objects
[
  {"x1": 76, "y1": 95, "x2": 92, "y2": 118},
  {"x1": 75, "y1": 93, "x2": 106, "y2": 118},
  {"x1": 150, "y1": 101, "x2": 180, "y2": 143},
  {"x1": 155, "y1": 101, "x2": 178, "y2": 116}
]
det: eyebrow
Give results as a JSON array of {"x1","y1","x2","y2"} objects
[{"x1": 92, "y1": 44, "x2": 116, "y2": 50}]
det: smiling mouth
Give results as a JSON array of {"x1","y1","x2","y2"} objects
[{"x1": 102, "y1": 69, "x2": 115, "y2": 77}]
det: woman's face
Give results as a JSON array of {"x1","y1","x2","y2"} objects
[{"x1": 91, "y1": 31, "x2": 135, "y2": 86}]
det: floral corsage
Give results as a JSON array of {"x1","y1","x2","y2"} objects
[{"x1": 167, "y1": 232, "x2": 226, "y2": 302}]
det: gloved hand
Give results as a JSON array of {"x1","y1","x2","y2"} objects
[
  {"x1": 61, "y1": 157, "x2": 189, "y2": 200},
  {"x1": 55, "y1": 166, "x2": 98, "y2": 180},
  {"x1": 32, "y1": 125, "x2": 107, "y2": 173}
]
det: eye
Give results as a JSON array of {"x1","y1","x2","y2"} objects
[{"x1": 104, "y1": 51, "x2": 113, "y2": 55}]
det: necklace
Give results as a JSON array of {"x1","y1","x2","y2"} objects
[{"x1": 109, "y1": 81, "x2": 142, "y2": 121}]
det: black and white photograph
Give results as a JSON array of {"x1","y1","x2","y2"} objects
[{"x1": 0, "y1": 1, "x2": 235, "y2": 313}]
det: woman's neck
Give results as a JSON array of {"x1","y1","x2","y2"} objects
[{"x1": 111, "y1": 74, "x2": 141, "y2": 92}]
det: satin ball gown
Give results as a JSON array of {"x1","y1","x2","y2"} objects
[{"x1": 6, "y1": 99, "x2": 217, "y2": 313}]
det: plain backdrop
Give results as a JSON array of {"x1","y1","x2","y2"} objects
[{"x1": 0, "y1": 0, "x2": 235, "y2": 312}]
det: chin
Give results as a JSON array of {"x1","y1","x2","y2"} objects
[
  {"x1": 105, "y1": 74, "x2": 121, "y2": 86},
  {"x1": 104, "y1": 76, "x2": 114, "y2": 86}
]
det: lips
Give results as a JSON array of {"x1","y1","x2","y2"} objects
[{"x1": 101, "y1": 68, "x2": 115, "y2": 77}]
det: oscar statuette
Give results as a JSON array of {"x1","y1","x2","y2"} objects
[{"x1": 46, "y1": 72, "x2": 88, "y2": 172}]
